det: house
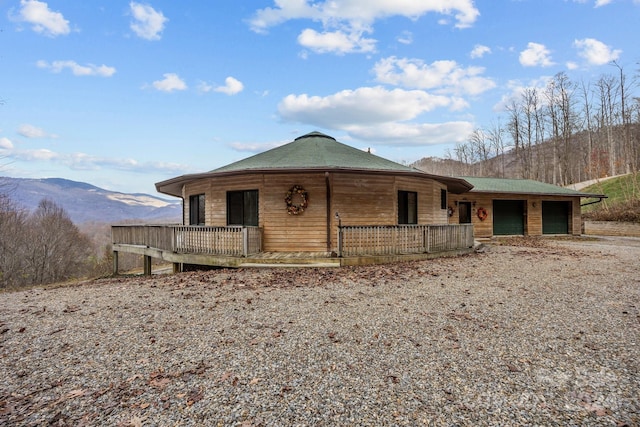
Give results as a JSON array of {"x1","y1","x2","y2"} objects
[
  {"x1": 111, "y1": 132, "x2": 605, "y2": 272},
  {"x1": 111, "y1": 132, "x2": 475, "y2": 272},
  {"x1": 446, "y1": 177, "x2": 606, "y2": 238}
]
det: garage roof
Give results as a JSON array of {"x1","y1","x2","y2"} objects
[{"x1": 459, "y1": 177, "x2": 606, "y2": 198}]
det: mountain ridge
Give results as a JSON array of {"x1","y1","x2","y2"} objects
[{"x1": 1, "y1": 177, "x2": 182, "y2": 224}]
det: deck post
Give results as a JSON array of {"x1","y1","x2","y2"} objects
[
  {"x1": 242, "y1": 227, "x2": 248, "y2": 257},
  {"x1": 143, "y1": 255, "x2": 152, "y2": 276},
  {"x1": 112, "y1": 251, "x2": 119, "y2": 275},
  {"x1": 173, "y1": 263, "x2": 181, "y2": 273}
]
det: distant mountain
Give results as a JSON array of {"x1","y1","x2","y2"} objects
[{"x1": 1, "y1": 177, "x2": 182, "y2": 224}]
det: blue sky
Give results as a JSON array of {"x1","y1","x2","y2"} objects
[{"x1": 1, "y1": 0, "x2": 638, "y2": 195}]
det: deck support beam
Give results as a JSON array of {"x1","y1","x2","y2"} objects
[
  {"x1": 143, "y1": 255, "x2": 152, "y2": 276},
  {"x1": 112, "y1": 251, "x2": 119, "y2": 275}
]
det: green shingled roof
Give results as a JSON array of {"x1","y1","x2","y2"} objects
[
  {"x1": 155, "y1": 132, "x2": 473, "y2": 197},
  {"x1": 213, "y1": 131, "x2": 417, "y2": 173},
  {"x1": 460, "y1": 176, "x2": 605, "y2": 198}
]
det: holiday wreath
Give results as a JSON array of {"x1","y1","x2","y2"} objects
[{"x1": 285, "y1": 185, "x2": 308, "y2": 215}]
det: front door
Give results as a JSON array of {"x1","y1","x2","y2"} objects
[{"x1": 458, "y1": 202, "x2": 472, "y2": 224}]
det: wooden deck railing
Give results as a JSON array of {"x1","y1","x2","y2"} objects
[
  {"x1": 112, "y1": 224, "x2": 472, "y2": 260},
  {"x1": 111, "y1": 225, "x2": 262, "y2": 257},
  {"x1": 337, "y1": 224, "x2": 474, "y2": 257}
]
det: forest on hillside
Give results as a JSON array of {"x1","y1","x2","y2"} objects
[{"x1": 416, "y1": 66, "x2": 640, "y2": 186}]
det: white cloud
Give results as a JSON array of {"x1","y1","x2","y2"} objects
[
  {"x1": 572, "y1": 0, "x2": 640, "y2": 6},
  {"x1": 229, "y1": 141, "x2": 285, "y2": 153},
  {"x1": 22, "y1": 148, "x2": 59, "y2": 161},
  {"x1": 566, "y1": 61, "x2": 579, "y2": 70},
  {"x1": 129, "y1": 2, "x2": 168, "y2": 41},
  {"x1": 279, "y1": 86, "x2": 458, "y2": 129},
  {"x1": 36, "y1": 60, "x2": 116, "y2": 77},
  {"x1": 574, "y1": 38, "x2": 621, "y2": 65},
  {"x1": 250, "y1": 0, "x2": 479, "y2": 32},
  {"x1": 278, "y1": 86, "x2": 475, "y2": 145},
  {"x1": 470, "y1": 44, "x2": 491, "y2": 59},
  {"x1": 215, "y1": 77, "x2": 245, "y2": 95},
  {"x1": 397, "y1": 31, "x2": 413, "y2": 45},
  {"x1": 0, "y1": 137, "x2": 14, "y2": 149},
  {"x1": 3, "y1": 146, "x2": 189, "y2": 174},
  {"x1": 17, "y1": 124, "x2": 58, "y2": 139},
  {"x1": 198, "y1": 77, "x2": 245, "y2": 95},
  {"x1": 345, "y1": 121, "x2": 474, "y2": 145},
  {"x1": 14, "y1": 0, "x2": 70, "y2": 37},
  {"x1": 373, "y1": 57, "x2": 496, "y2": 96},
  {"x1": 519, "y1": 42, "x2": 555, "y2": 67},
  {"x1": 151, "y1": 73, "x2": 187, "y2": 92},
  {"x1": 13, "y1": 0, "x2": 71, "y2": 37},
  {"x1": 298, "y1": 28, "x2": 376, "y2": 54},
  {"x1": 249, "y1": 0, "x2": 479, "y2": 55}
]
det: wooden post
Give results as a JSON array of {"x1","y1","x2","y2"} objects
[
  {"x1": 173, "y1": 263, "x2": 181, "y2": 274},
  {"x1": 143, "y1": 255, "x2": 152, "y2": 276},
  {"x1": 337, "y1": 220, "x2": 343, "y2": 257},
  {"x1": 112, "y1": 251, "x2": 119, "y2": 275},
  {"x1": 242, "y1": 227, "x2": 248, "y2": 257}
]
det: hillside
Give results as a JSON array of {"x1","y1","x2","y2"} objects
[
  {"x1": 581, "y1": 173, "x2": 640, "y2": 222},
  {"x1": 0, "y1": 177, "x2": 181, "y2": 224}
]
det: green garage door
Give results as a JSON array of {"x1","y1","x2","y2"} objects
[
  {"x1": 493, "y1": 200, "x2": 525, "y2": 235},
  {"x1": 542, "y1": 201, "x2": 570, "y2": 234}
]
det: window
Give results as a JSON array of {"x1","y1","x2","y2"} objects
[
  {"x1": 398, "y1": 191, "x2": 417, "y2": 224},
  {"x1": 189, "y1": 194, "x2": 205, "y2": 225},
  {"x1": 227, "y1": 190, "x2": 258, "y2": 226},
  {"x1": 441, "y1": 189, "x2": 447, "y2": 210}
]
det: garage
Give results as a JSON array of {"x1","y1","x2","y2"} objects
[
  {"x1": 542, "y1": 201, "x2": 570, "y2": 234},
  {"x1": 493, "y1": 200, "x2": 525, "y2": 235},
  {"x1": 447, "y1": 177, "x2": 605, "y2": 238}
]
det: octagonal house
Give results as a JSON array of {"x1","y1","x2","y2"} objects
[{"x1": 112, "y1": 132, "x2": 475, "y2": 271}]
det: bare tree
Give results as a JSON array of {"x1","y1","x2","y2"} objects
[
  {"x1": 23, "y1": 199, "x2": 93, "y2": 286},
  {"x1": 506, "y1": 99, "x2": 525, "y2": 178},
  {"x1": 0, "y1": 195, "x2": 28, "y2": 288},
  {"x1": 468, "y1": 128, "x2": 492, "y2": 176},
  {"x1": 486, "y1": 119, "x2": 507, "y2": 178},
  {"x1": 595, "y1": 73, "x2": 621, "y2": 176},
  {"x1": 579, "y1": 80, "x2": 597, "y2": 179},
  {"x1": 545, "y1": 72, "x2": 578, "y2": 185},
  {"x1": 453, "y1": 140, "x2": 476, "y2": 176}
]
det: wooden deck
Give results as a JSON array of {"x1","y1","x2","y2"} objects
[{"x1": 111, "y1": 224, "x2": 474, "y2": 273}]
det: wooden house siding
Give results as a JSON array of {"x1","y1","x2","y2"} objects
[
  {"x1": 448, "y1": 192, "x2": 581, "y2": 238},
  {"x1": 181, "y1": 171, "x2": 448, "y2": 253},
  {"x1": 262, "y1": 173, "x2": 327, "y2": 252}
]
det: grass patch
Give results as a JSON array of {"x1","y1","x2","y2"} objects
[{"x1": 582, "y1": 173, "x2": 640, "y2": 222}]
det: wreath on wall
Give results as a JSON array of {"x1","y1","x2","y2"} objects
[
  {"x1": 285, "y1": 185, "x2": 308, "y2": 215},
  {"x1": 477, "y1": 207, "x2": 488, "y2": 221}
]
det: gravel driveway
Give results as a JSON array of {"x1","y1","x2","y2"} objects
[{"x1": 1, "y1": 237, "x2": 639, "y2": 426}]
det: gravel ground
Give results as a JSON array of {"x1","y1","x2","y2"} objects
[{"x1": 1, "y1": 237, "x2": 639, "y2": 426}]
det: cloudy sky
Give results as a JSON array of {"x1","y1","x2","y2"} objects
[{"x1": 1, "y1": 0, "x2": 637, "y2": 194}]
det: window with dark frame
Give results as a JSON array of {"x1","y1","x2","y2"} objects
[
  {"x1": 227, "y1": 190, "x2": 258, "y2": 226},
  {"x1": 441, "y1": 189, "x2": 447, "y2": 210},
  {"x1": 189, "y1": 194, "x2": 205, "y2": 225},
  {"x1": 398, "y1": 190, "x2": 417, "y2": 224}
]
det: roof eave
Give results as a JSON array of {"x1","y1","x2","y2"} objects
[{"x1": 156, "y1": 167, "x2": 474, "y2": 197}]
